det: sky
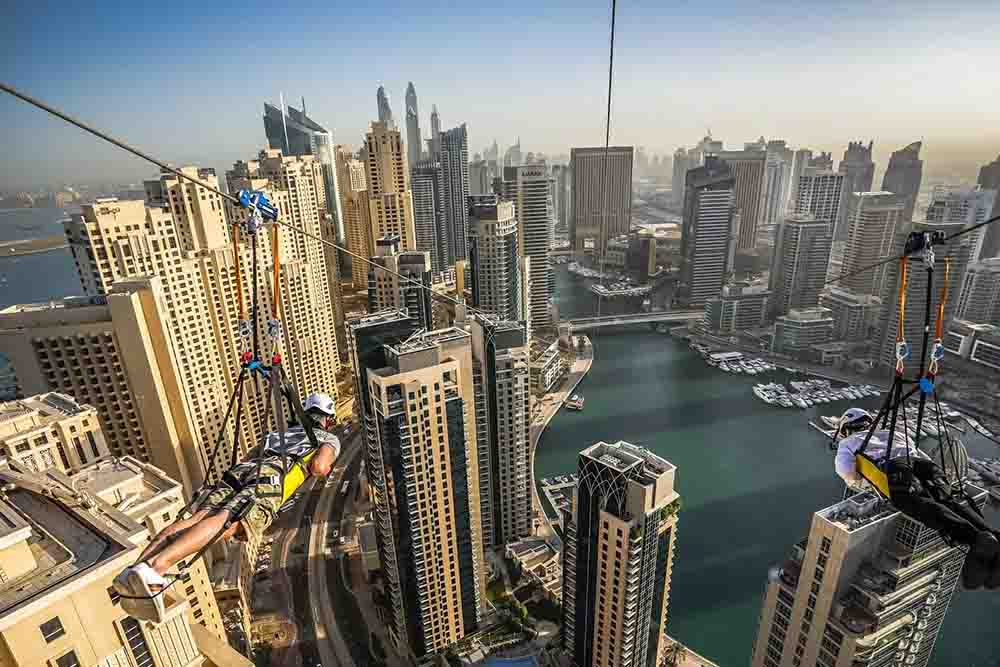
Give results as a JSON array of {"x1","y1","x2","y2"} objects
[{"x1": 2, "y1": 0, "x2": 1000, "y2": 190}]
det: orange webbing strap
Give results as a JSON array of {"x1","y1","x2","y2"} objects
[
  {"x1": 934, "y1": 258, "x2": 950, "y2": 340},
  {"x1": 270, "y1": 225, "x2": 281, "y2": 320},
  {"x1": 232, "y1": 225, "x2": 247, "y2": 322},
  {"x1": 894, "y1": 257, "x2": 910, "y2": 376}
]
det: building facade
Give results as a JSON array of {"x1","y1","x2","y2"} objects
[
  {"x1": 836, "y1": 141, "x2": 875, "y2": 242},
  {"x1": 350, "y1": 314, "x2": 487, "y2": 660},
  {"x1": 410, "y1": 160, "x2": 447, "y2": 273},
  {"x1": 769, "y1": 214, "x2": 833, "y2": 319},
  {"x1": 703, "y1": 282, "x2": 771, "y2": 334},
  {"x1": 439, "y1": 125, "x2": 471, "y2": 265},
  {"x1": 773, "y1": 308, "x2": 834, "y2": 359},
  {"x1": 881, "y1": 141, "x2": 923, "y2": 223},
  {"x1": 751, "y1": 488, "x2": 983, "y2": 667},
  {"x1": 471, "y1": 318, "x2": 532, "y2": 549},
  {"x1": 793, "y1": 168, "x2": 844, "y2": 228},
  {"x1": 405, "y1": 82, "x2": 422, "y2": 168},
  {"x1": 503, "y1": 166, "x2": 553, "y2": 327},
  {"x1": 334, "y1": 145, "x2": 373, "y2": 288},
  {"x1": 956, "y1": 257, "x2": 1000, "y2": 324},
  {"x1": 468, "y1": 195, "x2": 529, "y2": 324},
  {"x1": 570, "y1": 146, "x2": 634, "y2": 256},
  {"x1": 679, "y1": 156, "x2": 737, "y2": 308},
  {"x1": 365, "y1": 121, "x2": 417, "y2": 250},
  {"x1": 0, "y1": 393, "x2": 108, "y2": 473},
  {"x1": 717, "y1": 149, "x2": 767, "y2": 250},
  {"x1": 561, "y1": 440, "x2": 681, "y2": 667},
  {"x1": 977, "y1": 155, "x2": 1000, "y2": 259},
  {"x1": 367, "y1": 236, "x2": 434, "y2": 331},
  {"x1": 925, "y1": 187, "x2": 996, "y2": 261},
  {"x1": 842, "y1": 192, "x2": 906, "y2": 297},
  {"x1": 819, "y1": 288, "x2": 882, "y2": 343}
]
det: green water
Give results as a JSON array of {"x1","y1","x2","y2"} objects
[{"x1": 534, "y1": 266, "x2": 1000, "y2": 666}]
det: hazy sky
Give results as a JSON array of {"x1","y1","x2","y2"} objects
[{"x1": 3, "y1": 0, "x2": 1000, "y2": 190}]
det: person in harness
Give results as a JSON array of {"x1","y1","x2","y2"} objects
[
  {"x1": 113, "y1": 392, "x2": 341, "y2": 622},
  {"x1": 834, "y1": 407, "x2": 1000, "y2": 590}
]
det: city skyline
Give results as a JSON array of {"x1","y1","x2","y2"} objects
[{"x1": 4, "y1": 2, "x2": 1000, "y2": 189}]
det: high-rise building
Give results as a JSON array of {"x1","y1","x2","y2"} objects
[
  {"x1": 956, "y1": 257, "x2": 1000, "y2": 324},
  {"x1": 405, "y1": 82, "x2": 422, "y2": 167},
  {"x1": 793, "y1": 167, "x2": 845, "y2": 228},
  {"x1": 0, "y1": 280, "x2": 204, "y2": 492},
  {"x1": 334, "y1": 145, "x2": 373, "y2": 288},
  {"x1": 925, "y1": 186, "x2": 996, "y2": 260},
  {"x1": 819, "y1": 287, "x2": 882, "y2": 343},
  {"x1": 751, "y1": 488, "x2": 984, "y2": 667},
  {"x1": 470, "y1": 317, "x2": 531, "y2": 549},
  {"x1": 836, "y1": 140, "x2": 875, "y2": 242},
  {"x1": 672, "y1": 148, "x2": 693, "y2": 207},
  {"x1": 679, "y1": 156, "x2": 737, "y2": 307},
  {"x1": 881, "y1": 141, "x2": 923, "y2": 223},
  {"x1": 842, "y1": 192, "x2": 906, "y2": 297},
  {"x1": 503, "y1": 166, "x2": 553, "y2": 327},
  {"x1": 428, "y1": 105, "x2": 442, "y2": 159},
  {"x1": 877, "y1": 220, "x2": 976, "y2": 374},
  {"x1": 561, "y1": 440, "x2": 681, "y2": 667},
  {"x1": 772, "y1": 307, "x2": 834, "y2": 359},
  {"x1": 365, "y1": 121, "x2": 418, "y2": 251},
  {"x1": 0, "y1": 392, "x2": 109, "y2": 473},
  {"x1": 764, "y1": 140, "x2": 794, "y2": 231},
  {"x1": 786, "y1": 149, "x2": 813, "y2": 207},
  {"x1": 569, "y1": 146, "x2": 634, "y2": 256},
  {"x1": 410, "y1": 160, "x2": 447, "y2": 272},
  {"x1": 0, "y1": 464, "x2": 250, "y2": 667},
  {"x1": 468, "y1": 195, "x2": 528, "y2": 323},
  {"x1": 367, "y1": 235, "x2": 433, "y2": 330},
  {"x1": 352, "y1": 318, "x2": 486, "y2": 660},
  {"x1": 703, "y1": 282, "x2": 771, "y2": 334},
  {"x1": 552, "y1": 164, "x2": 572, "y2": 230},
  {"x1": 976, "y1": 155, "x2": 1000, "y2": 258},
  {"x1": 505, "y1": 139, "x2": 522, "y2": 168},
  {"x1": 469, "y1": 159, "x2": 490, "y2": 196},
  {"x1": 439, "y1": 125, "x2": 471, "y2": 265},
  {"x1": 717, "y1": 149, "x2": 767, "y2": 250},
  {"x1": 769, "y1": 214, "x2": 833, "y2": 319},
  {"x1": 72, "y1": 456, "x2": 227, "y2": 643},
  {"x1": 376, "y1": 85, "x2": 394, "y2": 126}
]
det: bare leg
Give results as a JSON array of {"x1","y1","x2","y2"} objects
[
  {"x1": 148, "y1": 511, "x2": 232, "y2": 577},
  {"x1": 136, "y1": 509, "x2": 212, "y2": 564}
]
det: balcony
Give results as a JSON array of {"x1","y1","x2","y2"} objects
[
  {"x1": 778, "y1": 559, "x2": 801, "y2": 590},
  {"x1": 833, "y1": 592, "x2": 879, "y2": 636}
]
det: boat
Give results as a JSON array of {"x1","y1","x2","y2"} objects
[
  {"x1": 821, "y1": 415, "x2": 840, "y2": 429},
  {"x1": 566, "y1": 395, "x2": 585, "y2": 411}
]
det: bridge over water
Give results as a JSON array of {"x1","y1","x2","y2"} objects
[{"x1": 564, "y1": 310, "x2": 703, "y2": 332}]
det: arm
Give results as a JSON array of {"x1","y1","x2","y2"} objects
[
  {"x1": 308, "y1": 436, "x2": 340, "y2": 478},
  {"x1": 835, "y1": 437, "x2": 861, "y2": 485}
]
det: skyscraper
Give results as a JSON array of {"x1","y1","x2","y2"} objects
[
  {"x1": 503, "y1": 165, "x2": 553, "y2": 327},
  {"x1": 793, "y1": 167, "x2": 845, "y2": 227},
  {"x1": 367, "y1": 235, "x2": 434, "y2": 330},
  {"x1": 717, "y1": 149, "x2": 767, "y2": 250},
  {"x1": 764, "y1": 140, "x2": 794, "y2": 231},
  {"x1": 786, "y1": 148, "x2": 813, "y2": 209},
  {"x1": 925, "y1": 186, "x2": 996, "y2": 260},
  {"x1": 672, "y1": 147, "x2": 693, "y2": 207},
  {"x1": 751, "y1": 488, "x2": 984, "y2": 667},
  {"x1": 505, "y1": 139, "x2": 522, "y2": 168},
  {"x1": 410, "y1": 159, "x2": 447, "y2": 271},
  {"x1": 365, "y1": 121, "x2": 417, "y2": 250},
  {"x1": 405, "y1": 82, "x2": 422, "y2": 167},
  {"x1": 877, "y1": 220, "x2": 975, "y2": 374},
  {"x1": 335, "y1": 144, "x2": 373, "y2": 288},
  {"x1": 469, "y1": 159, "x2": 490, "y2": 196},
  {"x1": 470, "y1": 317, "x2": 532, "y2": 549},
  {"x1": 679, "y1": 156, "x2": 737, "y2": 307},
  {"x1": 468, "y1": 195, "x2": 528, "y2": 323},
  {"x1": 428, "y1": 104, "x2": 442, "y2": 158},
  {"x1": 352, "y1": 317, "x2": 486, "y2": 659},
  {"x1": 769, "y1": 214, "x2": 834, "y2": 319},
  {"x1": 440, "y1": 124, "x2": 471, "y2": 264},
  {"x1": 376, "y1": 84, "x2": 394, "y2": 126},
  {"x1": 836, "y1": 140, "x2": 875, "y2": 241},
  {"x1": 562, "y1": 440, "x2": 681, "y2": 667},
  {"x1": 881, "y1": 141, "x2": 923, "y2": 223},
  {"x1": 552, "y1": 163, "x2": 572, "y2": 230},
  {"x1": 976, "y1": 155, "x2": 1000, "y2": 258},
  {"x1": 569, "y1": 146, "x2": 634, "y2": 256},
  {"x1": 956, "y1": 257, "x2": 1000, "y2": 324},
  {"x1": 842, "y1": 192, "x2": 906, "y2": 297}
]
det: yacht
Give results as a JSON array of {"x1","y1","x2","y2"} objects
[{"x1": 566, "y1": 395, "x2": 585, "y2": 411}]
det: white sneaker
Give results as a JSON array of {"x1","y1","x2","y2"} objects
[{"x1": 113, "y1": 564, "x2": 167, "y2": 623}]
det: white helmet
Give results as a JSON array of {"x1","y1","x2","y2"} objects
[
  {"x1": 836, "y1": 407, "x2": 873, "y2": 440},
  {"x1": 303, "y1": 392, "x2": 336, "y2": 417}
]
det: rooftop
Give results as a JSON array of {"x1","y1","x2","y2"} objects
[
  {"x1": 582, "y1": 440, "x2": 675, "y2": 480},
  {"x1": 817, "y1": 491, "x2": 896, "y2": 533},
  {"x1": 0, "y1": 294, "x2": 108, "y2": 315}
]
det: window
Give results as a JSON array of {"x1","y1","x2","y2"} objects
[
  {"x1": 121, "y1": 617, "x2": 154, "y2": 667},
  {"x1": 108, "y1": 587, "x2": 121, "y2": 605},
  {"x1": 54, "y1": 652, "x2": 81, "y2": 667},
  {"x1": 40, "y1": 617, "x2": 65, "y2": 643}
]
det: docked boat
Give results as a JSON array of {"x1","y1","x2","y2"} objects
[{"x1": 566, "y1": 395, "x2": 585, "y2": 411}]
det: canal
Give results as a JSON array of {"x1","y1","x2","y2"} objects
[{"x1": 533, "y1": 265, "x2": 1000, "y2": 666}]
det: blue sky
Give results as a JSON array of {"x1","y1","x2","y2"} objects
[{"x1": 3, "y1": 0, "x2": 1000, "y2": 189}]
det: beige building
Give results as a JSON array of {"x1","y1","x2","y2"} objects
[
  {"x1": 367, "y1": 236, "x2": 433, "y2": 330},
  {"x1": 71, "y1": 456, "x2": 227, "y2": 643},
  {"x1": 570, "y1": 146, "x2": 634, "y2": 256},
  {"x1": 334, "y1": 145, "x2": 373, "y2": 288},
  {"x1": 0, "y1": 279, "x2": 205, "y2": 493},
  {"x1": 751, "y1": 488, "x2": 984, "y2": 667},
  {"x1": 842, "y1": 192, "x2": 906, "y2": 297},
  {"x1": 0, "y1": 465, "x2": 250, "y2": 667},
  {"x1": 364, "y1": 122, "x2": 417, "y2": 252},
  {"x1": 562, "y1": 441, "x2": 681, "y2": 667},
  {"x1": 502, "y1": 166, "x2": 553, "y2": 327},
  {"x1": 0, "y1": 393, "x2": 108, "y2": 473},
  {"x1": 351, "y1": 314, "x2": 486, "y2": 659},
  {"x1": 717, "y1": 149, "x2": 767, "y2": 250}
]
